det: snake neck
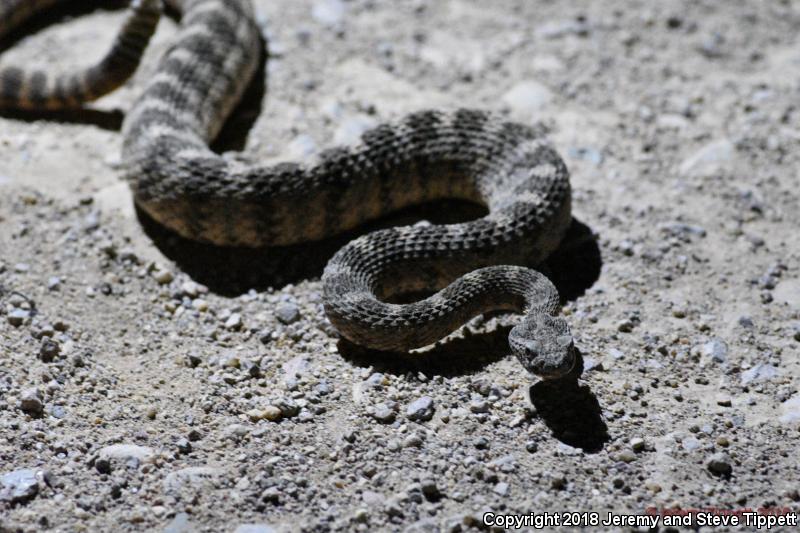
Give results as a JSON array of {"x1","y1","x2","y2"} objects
[{"x1": 322, "y1": 265, "x2": 563, "y2": 353}]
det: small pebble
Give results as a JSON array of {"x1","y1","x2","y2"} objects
[
  {"x1": 473, "y1": 437, "x2": 489, "y2": 450},
  {"x1": 19, "y1": 388, "x2": 44, "y2": 416},
  {"x1": 176, "y1": 438, "x2": 192, "y2": 454},
  {"x1": 469, "y1": 399, "x2": 489, "y2": 413},
  {"x1": 233, "y1": 525, "x2": 278, "y2": 533},
  {"x1": 83, "y1": 212, "x2": 100, "y2": 231},
  {"x1": 225, "y1": 424, "x2": 250, "y2": 439},
  {"x1": 275, "y1": 303, "x2": 301, "y2": 324},
  {"x1": 276, "y1": 398, "x2": 300, "y2": 418},
  {"x1": 152, "y1": 268, "x2": 174, "y2": 285},
  {"x1": 701, "y1": 339, "x2": 728, "y2": 363},
  {"x1": 311, "y1": 0, "x2": 346, "y2": 26},
  {"x1": 31, "y1": 322, "x2": 54, "y2": 339},
  {"x1": 616, "y1": 320, "x2": 634, "y2": 333},
  {"x1": 646, "y1": 482, "x2": 662, "y2": 493},
  {"x1": 186, "y1": 353, "x2": 202, "y2": 368},
  {"x1": 405, "y1": 396, "x2": 435, "y2": 422},
  {"x1": 94, "y1": 444, "x2": 156, "y2": 473},
  {"x1": 698, "y1": 32, "x2": 726, "y2": 59},
  {"x1": 608, "y1": 348, "x2": 624, "y2": 359},
  {"x1": 181, "y1": 281, "x2": 202, "y2": 297},
  {"x1": 0, "y1": 469, "x2": 40, "y2": 504},
  {"x1": 582, "y1": 357, "x2": 604, "y2": 372},
  {"x1": 164, "y1": 513, "x2": 194, "y2": 533},
  {"x1": 7, "y1": 308, "x2": 29, "y2": 327},
  {"x1": 225, "y1": 313, "x2": 242, "y2": 330},
  {"x1": 741, "y1": 364, "x2": 780, "y2": 385},
  {"x1": 679, "y1": 139, "x2": 734, "y2": 176},
  {"x1": 403, "y1": 434, "x2": 423, "y2": 448},
  {"x1": 38, "y1": 338, "x2": 60, "y2": 362},
  {"x1": 617, "y1": 450, "x2": 637, "y2": 463},
  {"x1": 738, "y1": 315, "x2": 754, "y2": 329},
  {"x1": 567, "y1": 146, "x2": 604, "y2": 166},
  {"x1": 261, "y1": 405, "x2": 283, "y2": 422},
  {"x1": 716, "y1": 397, "x2": 732, "y2": 407},
  {"x1": 219, "y1": 353, "x2": 240, "y2": 368},
  {"x1": 630, "y1": 437, "x2": 646, "y2": 452},
  {"x1": 706, "y1": 452, "x2": 733, "y2": 476},
  {"x1": 493, "y1": 482, "x2": 509, "y2": 496},
  {"x1": 502, "y1": 80, "x2": 553, "y2": 116},
  {"x1": 371, "y1": 403, "x2": 396, "y2": 424},
  {"x1": 260, "y1": 487, "x2": 281, "y2": 504},
  {"x1": 420, "y1": 479, "x2": 441, "y2": 501},
  {"x1": 666, "y1": 15, "x2": 683, "y2": 29},
  {"x1": 780, "y1": 395, "x2": 800, "y2": 425}
]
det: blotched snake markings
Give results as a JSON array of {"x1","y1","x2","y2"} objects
[{"x1": 0, "y1": 0, "x2": 576, "y2": 378}]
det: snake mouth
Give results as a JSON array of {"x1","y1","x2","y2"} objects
[
  {"x1": 534, "y1": 350, "x2": 576, "y2": 380},
  {"x1": 512, "y1": 334, "x2": 576, "y2": 380}
]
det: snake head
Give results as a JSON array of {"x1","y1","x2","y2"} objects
[{"x1": 509, "y1": 315, "x2": 575, "y2": 379}]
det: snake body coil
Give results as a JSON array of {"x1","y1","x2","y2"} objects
[{"x1": 0, "y1": 0, "x2": 576, "y2": 378}]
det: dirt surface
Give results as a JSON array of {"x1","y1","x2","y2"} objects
[{"x1": 2, "y1": 1, "x2": 800, "y2": 532}]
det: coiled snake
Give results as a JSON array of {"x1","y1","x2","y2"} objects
[{"x1": 0, "y1": 0, "x2": 576, "y2": 378}]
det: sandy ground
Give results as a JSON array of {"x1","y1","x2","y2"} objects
[{"x1": 1, "y1": 0, "x2": 800, "y2": 531}]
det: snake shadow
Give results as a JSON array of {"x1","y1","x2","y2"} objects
[
  {"x1": 528, "y1": 349, "x2": 609, "y2": 453},
  {"x1": 340, "y1": 326, "x2": 609, "y2": 452},
  {"x1": 0, "y1": 106, "x2": 125, "y2": 131},
  {"x1": 139, "y1": 205, "x2": 601, "y2": 297}
]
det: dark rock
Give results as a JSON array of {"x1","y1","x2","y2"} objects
[
  {"x1": 706, "y1": 452, "x2": 733, "y2": 477},
  {"x1": 19, "y1": 388, "x2": 44, "y2": 417},
  {"x1": 39, "y1": 338, "x2": 60, "y2": 362}
]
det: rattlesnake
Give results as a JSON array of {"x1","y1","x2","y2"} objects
[{"x1": 0, "y1": 0, "x2": 576, "y2": 379}]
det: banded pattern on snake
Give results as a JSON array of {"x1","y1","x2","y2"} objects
[{"x1": 0, "y1": 0, "x2": 576, "y2": 379}]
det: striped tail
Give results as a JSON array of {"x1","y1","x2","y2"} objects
[{"x1": 0, "y1": 0, "x2": 161, "y2": 110}]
